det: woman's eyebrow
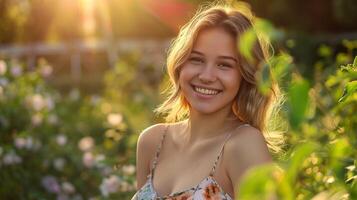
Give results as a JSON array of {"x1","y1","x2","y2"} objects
[
  {"x1": 191, "y1": 50, "x2": 204, "y2": 56},
  {"x1": 219, "y1": 56, "x2": 238, "y2": 63},
  {"x1": 191, "y1": 50, "x2": 237, "y2": 63}
]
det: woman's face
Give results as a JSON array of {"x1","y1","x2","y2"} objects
[{"x1": 179, "y1": 27, "x2": 242, "y2": 115}]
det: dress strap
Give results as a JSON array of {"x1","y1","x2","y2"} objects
[
  {"x1": 148, "y1": 125, "x2": 169, "y2": 179},
  {"x1": 209, "y1": 123, "x2": 251, "y2": 176}
]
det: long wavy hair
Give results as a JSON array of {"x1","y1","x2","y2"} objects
[{"x1": 155, "y1": 2, "x2": 284, "y2": 152}]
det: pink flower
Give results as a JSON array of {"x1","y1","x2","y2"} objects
[
  {"x1": 41, "y1": 175, "x2": 61, "y2": 194},
  {"x1": 0, "y1": 60, "x2": 7, "y2": 75},
  {"x1": 10, "y1": 64, "x2": 23, "y2": 77},
  {"x1": 14, "y1": 137, "x2": 27, "y2": 149},
  {"x1": 40, "y1": 64, "x2": 53, "y2": 78},
  {"x1": 83, "y1": 152, "x2": 95, "y2": 168},
  {"x1": 100, "y1": 175, "x2": 121, "y2": 197},
  {"x1": 56, "y1": 134, "x2": 67, "y2": 146}
]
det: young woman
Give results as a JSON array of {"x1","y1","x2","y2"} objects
[{"x1": 132, "y1": 2, "x2": 280, "y2": 200}]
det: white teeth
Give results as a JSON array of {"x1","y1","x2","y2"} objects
[{"x1": 194, "y1": 86, "x2": 220, "y2": 95}]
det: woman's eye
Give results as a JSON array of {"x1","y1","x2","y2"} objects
[
  {"x1": 188, "y1": 57, "x2": 204, "y2": 64},
  {"x1": 217, "y1": 63, "x2": 232, "y2": 68}
]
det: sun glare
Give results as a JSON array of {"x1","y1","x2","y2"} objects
[{"x1": 81, "y1": 0, "x2": 96, "y2": 39}]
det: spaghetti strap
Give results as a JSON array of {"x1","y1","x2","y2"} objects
[
  {"x1": 209, "y1": 123, "x2": 251, "y2": 176},
  {"x1": 148, "y1": 125, "x2": 169, "y2": 179}
]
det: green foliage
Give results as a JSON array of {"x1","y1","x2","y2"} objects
[
  {"x1": 237, "y1": 47, "x2": 357, "y2": 199},
  {"x1": 287, "y1": 78, "x2": 310, "y2": 130}
]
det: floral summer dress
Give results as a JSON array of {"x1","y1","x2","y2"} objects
[{"x1": 132, "y1": 124, "x2": 250, "y2": 200}]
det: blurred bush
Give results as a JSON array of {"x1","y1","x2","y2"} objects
[
  {"x1": 237, "y1": 38, "x2": 357, "y2": 199},
  {"x1": 0, "y1": 59, "x2": 138, "y2": 199}
]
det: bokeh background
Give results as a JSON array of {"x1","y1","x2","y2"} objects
[{"x1": 0, "y1": 0, "x2": 356, "y2": 199}]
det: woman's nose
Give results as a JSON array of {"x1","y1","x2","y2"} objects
[{"x1": 198, "y1": 65, "x2": 216, "y2": 83}]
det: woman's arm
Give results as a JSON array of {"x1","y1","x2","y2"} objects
[
  {"x1": 225, "y1": 126, "x2": 272, "y2": 197},
  {"x1": 135, "y1": 123, "x2": 167, "y2": 190}
]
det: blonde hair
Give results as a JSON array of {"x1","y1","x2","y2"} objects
[{"x1": 155, "y1": 2, "x2": 284, "y2": 152}]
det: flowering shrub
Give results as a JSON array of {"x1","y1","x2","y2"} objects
[{"x1": 0, "y1": 59, "x2": 137, "y2": 199}]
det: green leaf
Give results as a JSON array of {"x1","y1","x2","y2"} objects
[
  {"x1": 257, "y1": 62, "x2": 272, "y2": 95},
  {"x1": 338, "y1": 80, "x2": 357, "y2": 102},
  {"x1": 286, "y1": 142, "x2": 317, "y2": 184},
  {"x1": 329, "y1": 138, "x2": 352, "y2": 180},
  {"x1": 237, "y1": 164, "x2": 279, "y2": 200},
  {"x1": 238, "y1": 28, "x2": 256, "y2": 63},
  {"x1": 288, "y1": 78, "x2": 310, "y2": 129},
  {"x1": 353, "y1": 56, "x2": 357, "y2": 67},
  {"x1": 254, "y1": 19, "x2": 284, "y2": 41},
  {"x1": 270, "y1": 53, "x2": 293, "y2": 81},
  {"x1": 318, "y1": 45, "x2": 332, "y2": 57}
]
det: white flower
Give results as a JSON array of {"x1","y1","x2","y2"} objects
[
  {"x1": 56, "y1": 134, "x2": 67, "y2": 146},
  {"x1": 107, "y1": 113, "x2": 123, "y2": 126},
  {"x1": 3, "y1": 151, "x2": 22, "y2": 165},
  {"x1": 0, "y1": 60, "x2": 6, "y2": 75},
  {"x1": 0, "y1": 78, "x2": 9, "y2": 87},
  {"x1": 95, "y1": 154, "x2": 105, "y2": 168},
  {"x1": 32, "y1": 94, "x2": 46, "y2": 111},
  {"x1": 82, "y1": 152, "x2": 95, "y2": 168},
  {"x1": 14, "y1": 137, "x2": 27, "y2": 149},
  {"x1": 53, "y1": 158, "x2": 66, "y2": 171},
  {"x1": 78, "y1": 136, "x2": 94, "y2": 152},
  {"x1": 46, "y1": 97, "x2": 55, "y2": 110},
  {"x1": 122, "y1": 164, "x2": 136, "y2": 176},
  {"x1": 99, "y1": 175, "x2": 121, "y2": 197},
  {"x1": 25, "y1": 137, "x2": 34, "y2": 149},
  {"x1": 10, "y1": 64, "x2": 23, "y2": 77},
  {"x1": 119, "y1": 181, "x2": 135, "y2": 192},
  {"x1": 31, "y1": 113, "x2": 43, "y2": 126},
  {"x1": 61, "y1": 181, "x2": 75, "y2": 194}
]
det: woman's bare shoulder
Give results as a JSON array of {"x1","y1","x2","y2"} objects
[
  {"x1": 224, "y1": 124, "x2": 272, "y2": 189},
  {"x1": 138, "y1": 123, "x2": 168, "y2": 147},
  {"x1": 225, "y1": 124, "x2": 272, "y2": 164}
]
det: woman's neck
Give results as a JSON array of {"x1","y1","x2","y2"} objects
[{"x1": 180, "y1": 107, "x2": 243, "y2": 146}]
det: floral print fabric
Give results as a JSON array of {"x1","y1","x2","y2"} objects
[{"x1": 134, "y1": 174, "x2": 233, "y2": 200}]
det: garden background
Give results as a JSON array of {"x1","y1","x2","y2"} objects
[{"x1": 0, "y1": 0, "x2": 356, "y2": 199}]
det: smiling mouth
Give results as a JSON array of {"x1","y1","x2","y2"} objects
[{"x1": 191, "y1": 85, "x2": 222, "y2": 95}]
